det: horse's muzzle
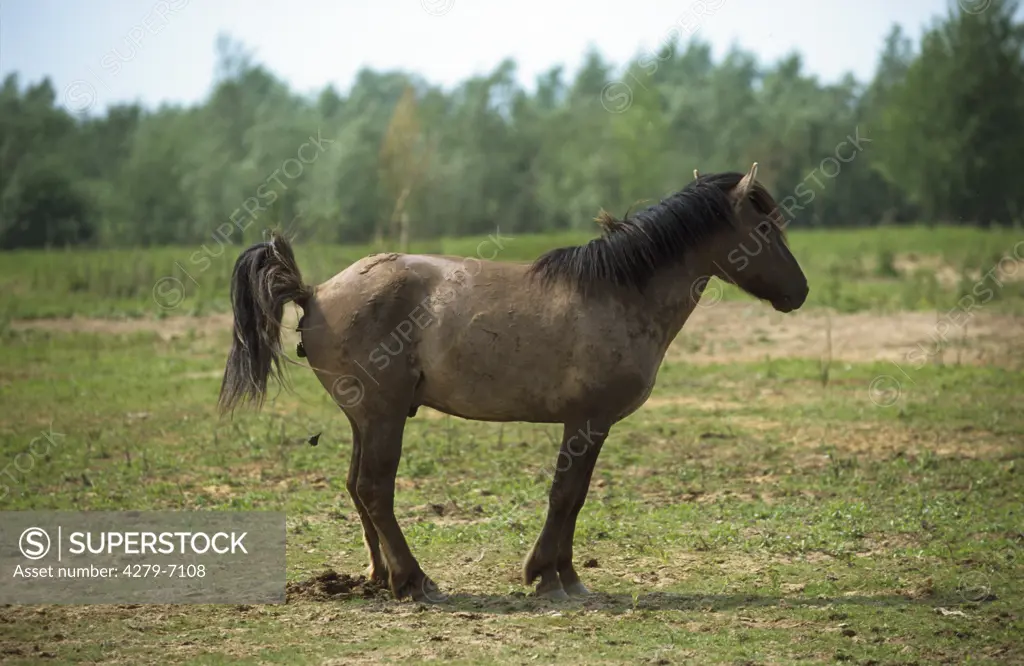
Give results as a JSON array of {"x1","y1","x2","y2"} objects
[{"x1": 772, "y1": 284, "x2": 808, "y2": 313}]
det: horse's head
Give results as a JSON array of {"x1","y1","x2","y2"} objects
[{"x1": 702, "y1": 164, "x2": 808, "y2": 313}]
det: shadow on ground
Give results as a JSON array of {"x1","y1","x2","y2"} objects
[{"x1": 286, "y1": 568, "x2": 959, "y2": 616}]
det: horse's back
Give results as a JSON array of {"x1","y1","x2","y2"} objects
[
  {"x1": 299, "y1": 250, "x2": 654, "y2": 423},
  {"x1": 300, "y1": 250, "x2": 527, "y2": 369}
]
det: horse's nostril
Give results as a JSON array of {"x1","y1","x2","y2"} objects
[{"x1": 772, "y1": 293, "x2": 800, "y2": 313}]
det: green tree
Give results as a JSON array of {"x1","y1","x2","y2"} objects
[{"x1": 875, "y1": 0, "x2": 1024, "y2": 225}]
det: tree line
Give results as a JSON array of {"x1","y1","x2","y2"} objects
[{"x1": 2, "y1": 0, "x2": 1022, "y2": 250}]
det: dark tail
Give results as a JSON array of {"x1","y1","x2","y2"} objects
[{"x1": 218, "y1": 233, "x2": 313, "y2": 414}]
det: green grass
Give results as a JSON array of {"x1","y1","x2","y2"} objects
[
  {"x1": 2, "y1": 225, "x2": 1024, "y2": 319},
  {"x1": 0, "y1": 322, "x2": 1021, "y2": 664}
]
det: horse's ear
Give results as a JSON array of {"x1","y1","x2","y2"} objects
[{"x1": 732, "y1": 162, "x2": 758, "y2": 207}]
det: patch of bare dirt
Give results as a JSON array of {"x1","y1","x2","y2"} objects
[
  {"x1": 782, "y1": 422, "x2": 1019, "y2": 463},
  {"x1": 645, "y1": 395, "x2": 744, "y2": 410},
  {"x1": 9, "y1": 303, "x2": 1023, "y2": 367},
  {"x1": 671, "y1": 302, "x2": 1023, "y2": 366},
  {"x1": 893, "y1": 252, "x2": 1024, "y2": 288},
  {"x1": 8, "y1": 313, "x2": 234, "y2": 340},
  {"x1": 892, "y1": 253, "x2": 963, "y2": 289},
  {"x1": 8, "y1": 309, "x2": 304, "y2": 341}
]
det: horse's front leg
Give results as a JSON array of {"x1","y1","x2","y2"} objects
[
  {"x1": 524, "y1": 421, "x2": 608, "y2": 599},
  {"x1": 554, "y1": 421, "x2": 607, "y2": 596}
]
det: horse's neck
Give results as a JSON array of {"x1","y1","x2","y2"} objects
[{"x1": 639, "y1": 252, "x2": 717, "y2": 350}]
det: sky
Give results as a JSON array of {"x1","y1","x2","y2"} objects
[{"x1": 1, "y1": 0, "x2": 966, "y2": 114}]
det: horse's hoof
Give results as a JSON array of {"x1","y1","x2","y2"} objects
[
  {"x1": 536, "y1": 586, "x2": 570, "y2": 601},
  {"x1": 563, "y1": 581, "x2": 591, "y2": 597},
  {"x1": 410, "y1": 575, "x2": 448, "y2": 604}
]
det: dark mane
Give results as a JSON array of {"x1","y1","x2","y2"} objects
[{"x1": 528, "y1": 171, "x2": 777, "y2": 294}]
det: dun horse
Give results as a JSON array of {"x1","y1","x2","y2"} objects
[{"x1": 219, "y1": 164, "x2": 808, "y2": 601}]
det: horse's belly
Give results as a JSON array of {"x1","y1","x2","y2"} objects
[
  {"x1": 410, "y1": 280, "x2": 658, "y2": 424},
  {"x1": 416, "y1": 332, "x2": 656, "y2": 424},
  {"x1": 418, "y1": 344, "x2": 570, "y2": 422},
  {"x1": 415, "y1": 323, "x2": 577, "y2": 422}
]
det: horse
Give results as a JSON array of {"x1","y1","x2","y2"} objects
[{"x1": 218, "y1": 163, "x2": 808, "y2": 601}]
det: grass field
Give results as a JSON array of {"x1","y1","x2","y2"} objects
[
  {"x1": 1, "y1": 226, "x2": 1023, "y2": 664},
  {"x1": 2, "y1": 226, "x2": 1024, "y2": 319}
]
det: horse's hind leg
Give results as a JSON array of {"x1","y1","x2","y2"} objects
[
  {"x1": 344, "y1": 420, "x2": 388, "y2": 583},
  {"x1": 523, "y1": 421, "x2": 608, "y2": 599},
  {"x1": 353, "y1": 414, "x2": 436, "y2": 601}
]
